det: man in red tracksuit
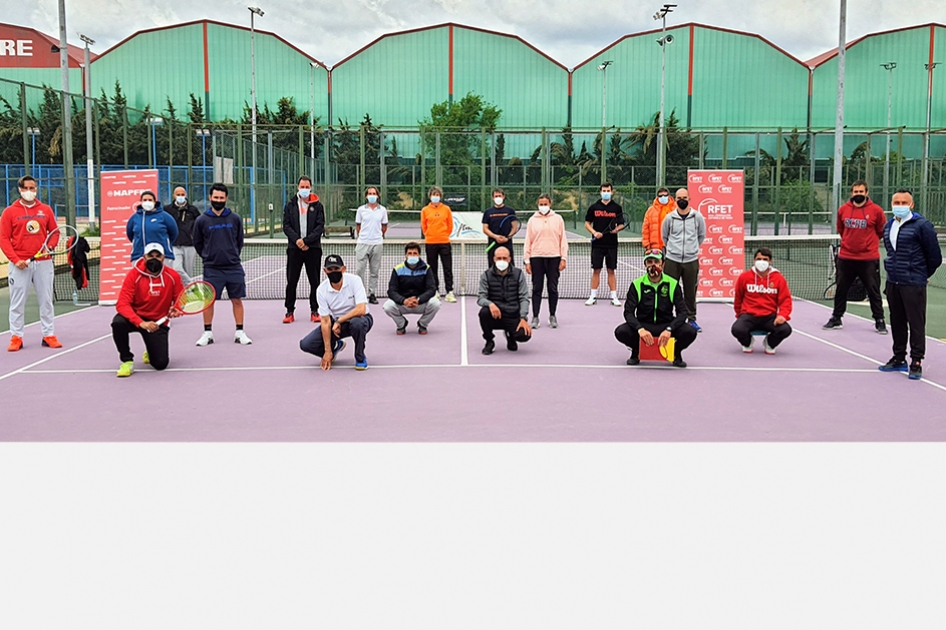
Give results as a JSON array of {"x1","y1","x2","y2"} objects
[
  {"x1": 732, "y1": 247, "x2": 793, "y2": 355},
  {"x1": 823, "y1": 180, "x2": 887, "y2": 333},
  {"x1": 111, "y1": 243, "x2": 183, "y2": 377}
]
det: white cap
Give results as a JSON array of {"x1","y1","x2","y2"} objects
[{"x1": 144, "y1": 242, "x2": 165, "y2": 256}]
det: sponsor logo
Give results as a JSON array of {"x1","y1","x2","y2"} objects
[
  {"x1": 699, "y1": 185, "x2": 714, "y2": 194},
  {"x1": 730, "y1": 268, "x2": 743, "y2": 277},
  {"x1": 709, "y1": 268, "x2": 723, "y2": 276},
  {"x1": 710, "y1": 289, "x2": 725, "y2": 297},
  {"x1": 709, "y1": 246, "x2": 723, "y2": 255},
  {"x1": 0, "y1": 40, "x2": 33, "y2": 57},
  {"x1": 729, "y1": 246, "x2": 744, "y2": 255},
  {"x1": 728, "y1": 225, "x2": 744, "y2": 234},
  {"x1": 709, "y1": 225, "x2": 723, "y2": 234},
  {"x1": 699, "y1": 279, "x2": 714, "y2": 287},
  {"x1": 718, "y1": 185, "x2": 733, "y2": 194},
  {"x1": 698, "y1": 198, "x2": 734, "y2": 214},
  {"x1": 699, "y1": 257, "x2": 714, "y2": 266},
  {"x1": 747, "y1": 284, "x2": 778, "y2": 294},
  {"x1": 728, "y1": 173, "x2": 743, "y2": 183},
  {"x1": 709, "y1": 174, "x2": 723, "y2": 183},
  {"x1": 719, "y1": 235, "x2": 734, "y2": 244},
  {"x1": 844, "y1": 218, "x2": 868, "y2": 229},
  {"x1": 26, "y1": 220, "x2": 41, "y2": 234},
  {"x1": 720, "y1": 279, "x2": 735, "y2": 287},
  {"x1": 659, "y1": 285, "x2": 669, "y2": 296},
  {"x1": 106, "y1": 189, "x2": 151, "y2": 198},
  {"x1": 690, "y1": 175, "x2": 703, "y2": 183},
  {"x1": 719, "y1": 257, "x2": 735, "y2": 265}
]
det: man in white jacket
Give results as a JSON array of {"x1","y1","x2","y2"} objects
[{"x1": 661, "y1": 188, "x2": 706, "y2": 332}]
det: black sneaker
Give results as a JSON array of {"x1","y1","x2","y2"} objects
[
  {"x1": 909, "y1": 361, "x2": 923, "y2": 380},
  {"x1": 368, "y1": 294, "x2": 378, "y2": 304},
  {"x1": 822, "y1": 317, "x2": 843, "y2": 330},
  {"x1": 672, "y1": 352, "x2": 687, "y2": 368},
  {"x1": 506, "y1": 332, "x2": 518, "y2": 352},
  {"x1": 875, "y1": 320, "x2": 888, "y2": 335},
  {"x1": 482, "y1": 339, "x2": 495, "y2": 355},
  {"x1": 626, "y1": 355, "x2": 640, "y2": 366},
  {"x1": 878, "y1": 357, "x2": 909, "y2": 372}
]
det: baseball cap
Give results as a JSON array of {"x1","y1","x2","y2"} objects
[
  {"x1": 324, "y1": 254, "x2": 344, "y2": 269},
  {"x1": 643, "y1": 249, "x2": 663, "y2": 261},
  {"x1": 144, "y1": 243, "x2": 165, "y2": 256}
]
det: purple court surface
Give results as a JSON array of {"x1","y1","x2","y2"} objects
[{"x1": 1, "y1": 297, "x2": 944, "y2": 442}]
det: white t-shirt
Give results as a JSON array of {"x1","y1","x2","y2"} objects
[
  {"x1": 316, "y1": 272, "x2": 370, "y2": 319},
  {"x1": 356, "y1": 204, "x2": 388, "y2": 244},
  {"x1": 298, "y1": 197, "x2": 309, "y2": 238}
]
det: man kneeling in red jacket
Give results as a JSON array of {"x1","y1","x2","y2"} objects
[
  {"x1": 732, "y1": 247, "x2": 793, "y2": 355},
  {"x1": 112, "y1": 243, "x2": 183, "y2": 377}
]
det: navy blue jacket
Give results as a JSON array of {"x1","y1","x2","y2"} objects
[
  {"x1": 126, "y1": 203, "x2": 178, "y2": 261},
  {"x1": 387, "y1": 259, "x2": 437, "y2": 304},
  {"x1": 882, "y1": 212, "x2": 942, "y2": 286},
  {"x1": 193, "y1": 207, "x2": 244, "y2": 269}
]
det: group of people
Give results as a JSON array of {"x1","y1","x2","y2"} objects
[{"x1": 1, "y1": 174, "x2": 940, "y2": 381}]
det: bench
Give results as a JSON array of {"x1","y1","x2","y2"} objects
[{"x1": 324, "y1": 225, "x2": 355, "y2": 239}]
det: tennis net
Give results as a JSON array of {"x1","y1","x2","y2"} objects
[{"x1": 47, "y1": 233, "x2": 945, "y2": 303}]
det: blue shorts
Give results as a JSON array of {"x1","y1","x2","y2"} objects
[{"x1": 203, "y1": 266, "x2": 246, "y2": 300}]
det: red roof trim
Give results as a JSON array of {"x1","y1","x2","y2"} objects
[
  {"x1": 806, "y1": 22, "x2": 946, "y2": 68},
  {"x1": 333, "y1": 22, "x2": 568, "y2": 70},
  {"x1": 92, "y1": 18, "x2": 326, "y2": 68}
]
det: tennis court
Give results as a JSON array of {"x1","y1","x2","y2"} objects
[{"x1": 2, "y1": 286, "x2": 945, "y2": 441}]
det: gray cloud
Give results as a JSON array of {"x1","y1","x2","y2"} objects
[{"x1": 20, "y1": 0, "x2": 946, "y2": 68}]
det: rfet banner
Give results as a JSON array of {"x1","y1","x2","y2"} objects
[
  {"x1": 99, "y1": 170, "x2": 158, "y2": 305},
  {"x1": 687, "y1": 170, "x2": 745, "y2": 301}
]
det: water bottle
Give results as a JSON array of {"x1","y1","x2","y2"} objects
[{"x1": 72, "y1": 290, "x2": 78, "y2": 305}]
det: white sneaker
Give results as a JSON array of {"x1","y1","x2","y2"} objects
[
  {"x1": 531, "y1": 316, "x2": 540, "y2": 329},
  {"x1": 742, "y1": 339, "x2": 754, "y2": 353},
  {"x1": 196, "y1": 331, "x2": 214, "y2": 346},
  {"x1": 610, "y1": 296, "x2": 622, "y2": 307},
  {"x1": 584, "y1": 296, "x2": 597, "y2": 306},
  {"x1": 444, "y1": 291, "x2": 457, "y2": 303},
  {"x1": 763, "y1": 337, "x2": 775, "y2": 355},
  {"x1": 234, "y1": 330, "x2": 253, "y2": 345}
]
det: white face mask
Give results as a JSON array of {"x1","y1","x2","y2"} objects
[
  {"x1": 175, "y1": 195, "x2": 187, "y2": 205},
  {"x1": 493, "y1": 197, "x2": 504, "y2": 206},
  {"x1": 538, "y1": 205, "x2": 551, "y2": 215},
  {"x1": 20, "y1": 190, "x2": 37, "y2": 203},
  {"x1": 430, "y1": 196, "x2": 441, "y2": 204},
  {"x1": 141, "y1": 201, "x2": 155, "y2": 211},
  {"x1": 298, "y1": 188, "x2": 311, "y2": 198},
  {"x1": 658, "y1": 195, "x2": 669, "y2": 204},
  {"x1": 754, "y1": 259, "x2": 770, "y2": 273},
  {"x1": 892, "y1": 205, "x2": 911, "y2": 219},
  {"x1": 367, "y1": 195, "x2": 378, "y2": 204},
  {"x1": 494, "y1": 260, "x2": 509, "y2": 272}
]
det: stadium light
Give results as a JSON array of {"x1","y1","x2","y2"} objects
[
  {"x1": 597, "y1": 60, "x2": 613, "y2": 128},
  {"x1": 79, "y1": 34, "x2": 96, "y2": 225},
  {"x1": 653, "y1": 4, "x2": 676, "y2": 186},
  {"x1": 248, "y1": 6, "x2": 264, "y2": 221},
  {"x1": 881, "y1": 62, "x2": 897, "y2": 200},
  {"x1": 27, "y1": 127, "x2": 40, "y2": 169}
]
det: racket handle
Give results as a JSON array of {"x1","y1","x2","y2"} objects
[{"x1": 155, "y1": 316, "x2": 169, "y2": 326}]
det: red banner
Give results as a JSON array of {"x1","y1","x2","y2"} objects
[
  {"x1": 687, "y1": 170, "x2": 745, "y2": 301},
  {"x1": 98, "y1": 170, "x2": 159, "y2": 305}
]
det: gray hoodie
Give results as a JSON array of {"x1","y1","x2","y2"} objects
[{"x1": 662, "y1": 210, "x2": 706, "y2": 263}]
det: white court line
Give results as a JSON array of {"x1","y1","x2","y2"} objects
[
  {"x1": 21, "y1": 363, "x2": 882, "y2": 375},
  {"x1": 793, "y1": 326, "x2": 946, "y2": 394},
  {"x1": 801, "y1": 298, "x2": 946, "y2": 346},
  {"x1": 460, "y1": 295, "x2": 469, "y2": 366},
  {"x1": 0, "y1": 304, "x2": 98, "y2": 337},
  {"x1": 0, "y1": 333, "x2": 112, "y2": 382}
]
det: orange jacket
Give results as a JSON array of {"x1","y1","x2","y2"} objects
[
  {"x1": 641, "y1": 197, "x2": 676, "y2": 251},
  {"x1": 421, "y1": 203, "x2": 453, "y2": 244}
]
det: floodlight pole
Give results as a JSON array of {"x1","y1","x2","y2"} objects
[
  {"x1": 654, "y1": 4, "x2": 675, "y2": 186},
  {"x1": 831, "y1": 0, "x2": 847, "y2": 225},
  {"x1": 881, "y1": 62, "x2": 896, "y2": 199},
  {"x1": 248, "y1": 6, "x2": 264, "y2": 221},
  {"x1": 598, "y1": 61, "x2": 613, "y2": 128},
  {"x1": 309, "y1": 61, "x2": 317, "y2": 162},
  {"x1": 58, "y1": 0, "x2": 76, "y2": 225},
  {"x1": 923, "y1": 61, "x2": 940, "y2": 210},
  {"x1": 80, "y1": 34, "x2": 96, "y2": 226}
]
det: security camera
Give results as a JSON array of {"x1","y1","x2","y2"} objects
[{"x1": 657, "y1": 34, "x2": 674, "y2": 46}]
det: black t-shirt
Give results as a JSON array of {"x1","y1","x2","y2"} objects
[
  {"x1": 482, "y1": 205, "x2": 519, "y2": 240},
  {"x1": 585, "y1": 200, "x2": 624, "y2": 248}
]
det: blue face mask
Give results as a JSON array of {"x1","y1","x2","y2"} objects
[
  {"x1": 601, "y1": 191, "x2": 612, "y2": 201},
  {"x1": 406, "y1": 256, "x2": 420, "y2": 266},
  {"x1": 367, "y1": 195, "x2": 378, "y2": 204},
  {"x1": 175, "y1": 195, "x2": 187, "y2": 205},
  {"x1": 298, "y1": 189, "x2": 311, "y2": 198},
  {"x1": 892, "y1": 206, "x2": 911, "y2": 219}
]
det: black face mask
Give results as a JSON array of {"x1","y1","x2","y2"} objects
[
  {"x1": 676, "y1": 198, "x2": 689, "y2": 210},
  {"x1": 211, "y1": 200, "x2": 226, "y2": 211},
  {"x1": 145, "y1": 258, "x2": 163, "y2": 274},
  {"x1": 327, "y1": 271, "x2": 343, "y2": 284},
  {"x1": 851, "y1": 194, "x2": 867, "y2": 205}
]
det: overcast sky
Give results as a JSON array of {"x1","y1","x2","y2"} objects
[{"x1": 23, "y1": 0, "x2": 946, "y2": 67}]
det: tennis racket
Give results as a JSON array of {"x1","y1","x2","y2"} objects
[
  {"x1": 486, "y1": 214, "x2": 517, "y2": 253},
  {"x1": 591, "y1": 215, "x2": 625, "y2": 242},
  {"x1": 156, "y1": 280, "x2": 216, "y2": 325},
  {"x1": 30, "y1": 224, "x2": 79, "y2": 261}
]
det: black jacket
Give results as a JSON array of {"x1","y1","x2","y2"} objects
[
  {"x1": 170, "y1": 201, "x2": 201, "y2": 247},
  {"x1": 477, "y1": 265, "x2": 530, "y2": 319},
  {"x1": 283, "y1": 195, "x2": 326, "y2": 248},
  {"x1": 623, "y1": 273, "x2": 688, "y2": 332},
  {"x1": 387, "y1": 259, "x2": 437, "y2": 304}
]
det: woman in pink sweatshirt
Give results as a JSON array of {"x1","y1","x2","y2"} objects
[{"x1": 523, "y1": 193, "x2": 569, "y2": 329}]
